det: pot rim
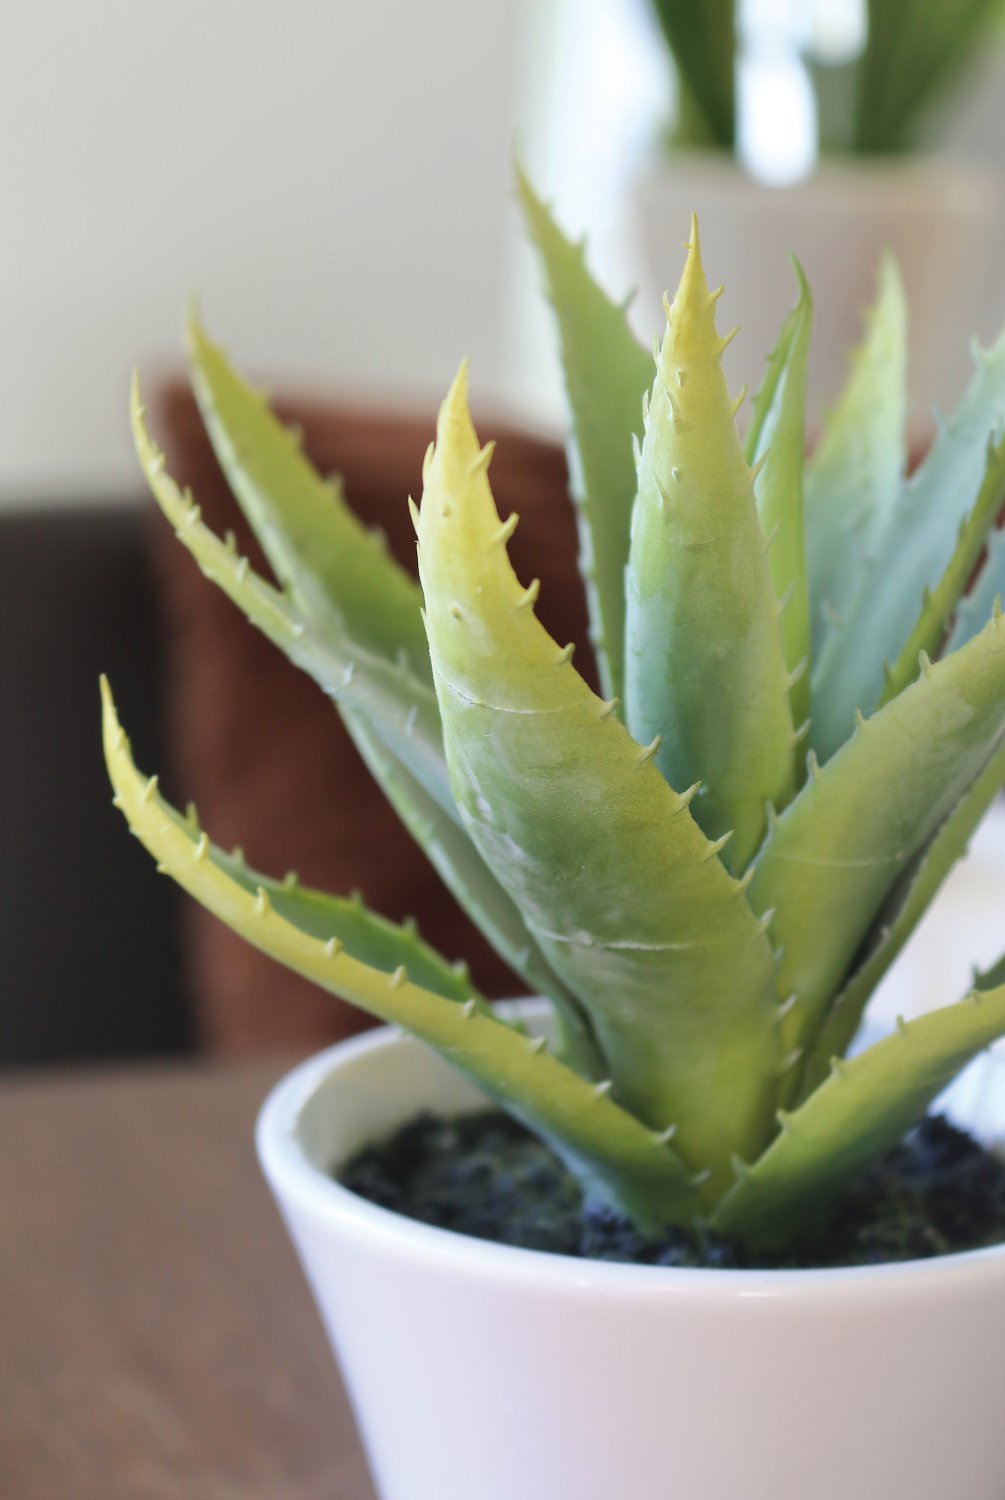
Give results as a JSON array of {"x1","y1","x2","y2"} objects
[{"x1": 256, "y1": 1004, "x2": 1005, "y2": 1298}]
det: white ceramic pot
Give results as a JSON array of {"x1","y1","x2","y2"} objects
[
  {"x1": 634, "y1": 153, "x2": 1005, "y2": 432},
  {"x1": 257, "y1": 1000, "x2": 1005, "y2": 1500}
]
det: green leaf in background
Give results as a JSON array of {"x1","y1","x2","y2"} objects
[
  {"x1": 649, "y1": 0, "x2": 736, "y2": 150},
  {"x1": 853, "y1": 0, "x2": 1004, "y2": 154}
]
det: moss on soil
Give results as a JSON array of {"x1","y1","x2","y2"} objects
[{"x1": 339, "y1": 1109, "x2": 1005, "y2": 1269}]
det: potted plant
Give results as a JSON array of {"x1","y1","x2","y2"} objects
[
  {"x1": 636, "y1": 0, "x2": 1005, "y2": 419},
  {"x1": 102, "y1": 175, "x2": 1005, "y2": 1499}
]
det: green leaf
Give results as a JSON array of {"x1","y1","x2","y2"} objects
[
  {"x1": 515, "y1": 167, "x2": 653, "y2": 704},
  {"x1": 343, "y1": 714, "x2": 604, "y2": 1080},
  {"x1": 649, "y1": 0, "x2": 736, "y2": 149},
  {"x1": 169, "y1": 803, "x2": 482, "y2": 1005},
  {"x1": 187, "y1": 313, "x2": 431, "y2": 682},
  {"x1": 946, "y1": 526, "x2": 1005, "y2": 656},
  {"x1": 713, "y1": 979, "x2": 1005, "y2": 1248},
  {"x1": 745, "y1": 259, "x2": 813, "y2": 731},
  {"x1": 130, "y1": 376, "x2": 453, "y2": 820},
  {"x1": 879, "y1": 433, "x2": 1005, "y2": 704},
  {"x1": 800, "y1": 730, "x2": 1005, "y2": 1097},
  {"x1": 415, "y1": 363, "x2": 783, "y2": 1193},
  {"x1": 853, "y1": 0, "x2": 1002, "y2": 153},
  {"x1": 750, "y1": 611, "x2": 1005, "y2": 1073},
  {"x1": 624, "y1": 218, "x2": 796, "y2": 871},
  {"x1": 101, "y1": 678, "x2": 701, "y2": 1235},
  {"x1": 804, "y1": 254, "x2": 907, "y2": 660},
  {"x1": 812, "y1": 331, "x2": 1005, "y2": 760}
]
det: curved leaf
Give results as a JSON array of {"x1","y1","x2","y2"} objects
[
  {"x1": 343, "y1": 714, "x2": 604, "y2": 1079},
  {"x1": 800, "y1": 729, "x2": 1005, "y2": 1096},
  {"x1": 102, "y1": 679, "x2": 700, "y2": 1234},
  {"x1": 187, "y1": 313, "x2": 430, "y2": 681},
  {"x1": 170, "y1": 803, "x2": 481, "y2": 1004},
  {"x1": 131, "y1": 376, "x2": 453, "y2": 819},
  {"x1": 713, "y1": 980, "x2": 1005, "y2": 1247},
  {"x1": 415, "y1": 363, "x2": 783, "y2": 1191},
  {"x1": 751, "y1": 611, "x2": 1005, "y2": 1070}
]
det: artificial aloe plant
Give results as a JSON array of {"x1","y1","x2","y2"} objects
[{"x1": 103, "y1": 173, "x2": 1005, "y2": 1251}]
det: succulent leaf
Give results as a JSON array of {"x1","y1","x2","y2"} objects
[
  {"x1": 344, "y1": 714, "x2": 604, "y2": 1079},
  {"x1": 186, "y1": 313, "x2": 431, "y2": 682},
  {"x1": 130, "y1": 377, "x2": 453, "y2": 819},
  {"x1": 186, "y1": 820, "x2": 481, "y2": 1005},
  {"x1": 751, "y1": 611, "x2": 1005, "y2": 1070},
  {"x1": 101, "y1": 678, "x2": 700, "y2": 1233},
  {"x1": 713, "y1": 979, "x2": 1005, "y2": 1248},
  {"x1": 946, "y1": 523, "x2": 1005, "y2": 656},
  {"x1": 415, "y1": 363, "x2": 782, "y2": 1190},
  {"x1": 624, "y1": 219, "x2": 795, "y2": 870},
  {"x1": 516, "y1": 167, "x2": 653, "y2": 704},
  {"x1": 744, "y1": 260, "x2": 813, "y2": 730},
  {"x1": 878, "y1": 432, "x2": 1005, "y2": 705},
  {"x1": 804, "y1": 254, "x2": 907, "y2": 659},
  {"x1": 812, "y1": 328, "x2": 1005, "y2": 758},
  {"x1": 800, "y1": 731, "x2": 1005, "y2": 1096}
]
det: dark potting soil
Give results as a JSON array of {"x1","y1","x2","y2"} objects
[{"x1": 338, "y1": 1109, "x2": 1005, "y2": 1269}]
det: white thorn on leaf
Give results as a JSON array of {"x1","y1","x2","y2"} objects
[
  {"x1": 390, "y1": 966, "x2": 407, "y2": 989},
  {"x1": 493, "y1": 513, "x2": 519, "y2": 546}
]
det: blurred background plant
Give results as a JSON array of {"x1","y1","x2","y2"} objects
[{"x1": 650, "y1": 0, "x2": 1005, "y2": 162}]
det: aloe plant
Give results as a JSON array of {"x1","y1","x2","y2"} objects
[{"x1": 103, "y1": 178, "x2": 1005, "y2": 1251}]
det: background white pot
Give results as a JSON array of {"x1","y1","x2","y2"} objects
[
  {"x1": 634, "y1": 154, "x2": 1005, "y2": 433},
  {"x1": 257, "y1": 1001, "x2": 1005, "y2": 1500}
]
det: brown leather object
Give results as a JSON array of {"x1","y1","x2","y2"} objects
[{"x1": 148, "y1": 380, "x2": 590, "y2": 1056}]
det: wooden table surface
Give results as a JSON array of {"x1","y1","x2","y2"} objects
[{"x1": 0, "y1": 1058, "x2": 377, "y2": 1499}]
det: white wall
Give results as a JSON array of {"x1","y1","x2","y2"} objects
[{"x1": 0, "y1": 0, "x2": 541, "y2": 504}]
